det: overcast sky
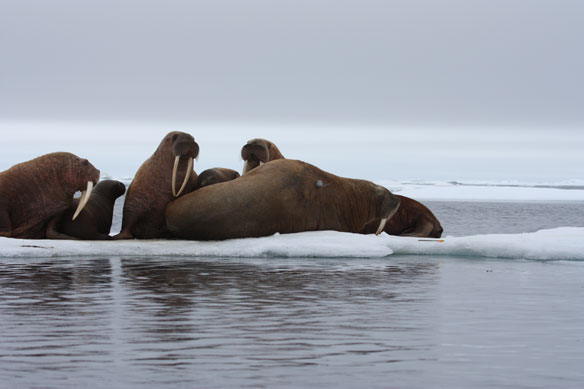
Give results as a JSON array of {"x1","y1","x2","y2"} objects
[
  {"x1": 1, "y1": 0, "x2": 583, "y2": 127},
  {"x1": 1, "y1": 1, "x2": 583, "y2": 182}
]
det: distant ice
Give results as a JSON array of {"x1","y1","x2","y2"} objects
[
  {"x1": 2, "y1": 228, "x2": 583, "y2": 261},
  {"x1": 2, "y1": 121, "x2": 584, "y2": 184},
  {"x1": 380, "y1": 181, "x2": 584, "y2": 201}
]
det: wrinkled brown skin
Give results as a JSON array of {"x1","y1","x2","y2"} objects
[
  {"x1": 360, "y1": 195, "x2": 443, "y2": 238},
  {"x1": 0, "y1": 152, "x2": 100, "y2": 239},
  {"x1": 166, "y1": 159, "x2": 400, "y2": 240},
  {"x1": 46, "y1": 180, "x2": 126, "y2": 240},
  {"x1": 241, "y1": 138, "x2": 285, "y2": 174},
  {"x1": 240, "y1": 139, "x2": 443, "y2": 238},
  {"x1": 115, "y1": 131, "x2": 199, "y2": 239},
  {"x1": 193, "y1": 168, "x2": 240, "y2": 190}
]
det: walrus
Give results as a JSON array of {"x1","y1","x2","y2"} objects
[
  {"x1": 45, "y1": 180, "x2": 126, "y2": 240},
  {"x1": 0, "y1": 152, "x2": 100, "y2": 239},
  {"x1": 241, "y1": 138, "x2": 285, "y2": 174},
  {"x1": 115, "y1": 131, "x2": 199, "y2": 239},
  {"x1": 166, "y1": 159, "x2": 400, "y2": 240},
  {"x1": 360, "y1": 195, "x2": 443, "y2": 238},
  {"x1": 193, "y1": 168, "x2": 240, "y2": 190},
  {"x1": 238, "y1": 138, "x2": 443, "y2": 238}
]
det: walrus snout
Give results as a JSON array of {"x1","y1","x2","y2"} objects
[
  {"x1": 241, "y1": 143, "x2": 269, "y2": 163},
  {"x1": 241, "y1": 142, "x2": 270, "y2": 175},
  {"x1": 169, "y1": 133, "x2": 199, "y2": 198},
  {"x1": 241, "y1": 138, "x2": 285, "y2": 175},
  {"x1": 172, "y1": 136, "x2": 199, "y2": 160},
  {"x1": 77, "y1": 158, "x2": 100, "y2": 185}
]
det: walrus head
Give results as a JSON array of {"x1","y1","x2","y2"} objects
[
  {"x1": 241, "y1": 138, "x2": 285, "y2": 174},
  {"x1": 168, "y1": 132, "x2": 199, "y2": 197},
  {"x1": 93, "y1": 179, "x2": 127, "y2": 200},
  {"x1": 373, "y1": 186, "x2": 401, "y2": 235},
  {"x1": 193, "y1": 168, "x2": 241, "y2": 190}
]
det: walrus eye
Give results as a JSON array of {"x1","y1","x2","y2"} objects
[
  {"x1": 315, "y1": 180, "x2": 324, "y2": 188},
  {"x1": 82, "y1": 159, "x2": 89, "y2": 166},
  {"x1": 172, "y1": 134, "x2": 178, "y2": 142}
]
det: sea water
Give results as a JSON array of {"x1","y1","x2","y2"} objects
[{"x1": 1, "y1": 196, "x2": 584, "y2": 388}]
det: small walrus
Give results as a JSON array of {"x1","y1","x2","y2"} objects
[
  {"x1": 0, "y1": 152, "x2": 100, "y2": 239},
  {"x1": 46, "y1": 180, "x2": 126, "y2": 240},
  {"x1": 193, "y1": 168, "x2": 240, "y2": 190},
  {"x1": 166, "y1": 159, "x2": 401, "y2": 240},
  {"x1": 115, "y1": 131, "x2": 199, "y2": 239},
  {"x1": 241, "y1": 138, "x2": 285, "y2": 174}
]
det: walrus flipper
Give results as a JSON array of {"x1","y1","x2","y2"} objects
[
  {"x1": 45, "y1": 214, "x2": 79, "y2": 240},
  {"x1": 113, "y1": 229, "x2": 134, "y2": 240}
]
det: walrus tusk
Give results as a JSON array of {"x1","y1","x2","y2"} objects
[
  {"x1": 172, "y1": 156, "x2": 193, "y2": 197},
  {"x1": 242, "y1": 160, "x2": 249, "y2": 175},
  {"x1": 259, "y1": 161, "x2": 264, "y2": 166},
  {"x1": 172, "y1": 156, "x2": 180, "y2": 196},
  {"x1": 176, "y1": 157, "x2": 193, "y2": 197},
  {"x1": 375, "y1": 217, "x2": 388, "y2": 236},
  {"x1": 72, "y1": 181, "x2": 94, "y2": 221}
]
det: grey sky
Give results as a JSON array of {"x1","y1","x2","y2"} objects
[{"x1": 1, "y1": 0, "x2": 583, "y2": 128}]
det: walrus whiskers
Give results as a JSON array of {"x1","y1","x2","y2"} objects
[{"x1": 72, "y1": 181, "x2": 94, "y2": 220}]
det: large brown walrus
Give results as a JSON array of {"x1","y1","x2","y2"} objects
[
  {"x1": 115, "y1": 131, "x2": 199, "y2": 239},
  {"x1": 241, "y1": 138, "x2": 285, "y2": 174},
  {"x1": 166, "y1": 159, "x2": 401, "y2": 240},
  {"x1": 0, "y1": 152, "x2": 100, "y2": 239},
  {"x1": 193, "y1": 168, "x2": 240, "y2": 191},
  {"x1": 238, "y1": 138, "x2": 443, "y2": 238},
  {"x1": 360, "y1": 195, "x2": 443, "y2": 238},
  {"x1": 46, "y1": 180, "x2": 126, "y2": 240}
]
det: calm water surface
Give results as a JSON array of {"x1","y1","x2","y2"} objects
[{"x1": 1, "y1": 201, "x2": 584, "y2": 388}]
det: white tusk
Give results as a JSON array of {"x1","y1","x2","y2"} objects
[
  {"x1": 72, "y1": 181, "x2": 94, "y2": 220},
  {"x1": 242, "y1": 160, "x2": 249, "y2": 175},
  {"x1": 375, "y1": 217, "x2": 388, "y2": 236},
  {"x1": 259, "y1": 161, "x2": 265, "y2": 166},
  {"x1": 175, "y1": 157, "x2": 193, "y2": 197},
  {"x1": 172, "y1": 156, "x2": 180, "y2": 197}
]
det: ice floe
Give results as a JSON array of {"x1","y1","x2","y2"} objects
[{"x1": 1, "y1": 227, "x2": 583, "y2": 261}]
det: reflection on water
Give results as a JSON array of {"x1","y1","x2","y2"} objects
[
  {"x1": 1, "y1": 257, "x2": 441, "y2": 388},
  {"x1": 3, "y1": 256, "x2": 584, "y2": 388}
]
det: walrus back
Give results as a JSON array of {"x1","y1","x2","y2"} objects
[
  {"x1": 167, "y1": 162, "x2": 302, "y2": 240},
  {"x1": 166, "y1": 159, "x2": 390, "y2": 240}
]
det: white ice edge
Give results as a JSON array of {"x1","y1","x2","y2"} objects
[
  {"x1": 1, "y1": 227, "x2": 583, "y2": 261},
  {"x1": 377, "y1": 181, "x2": 584, "y2": 202}
]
